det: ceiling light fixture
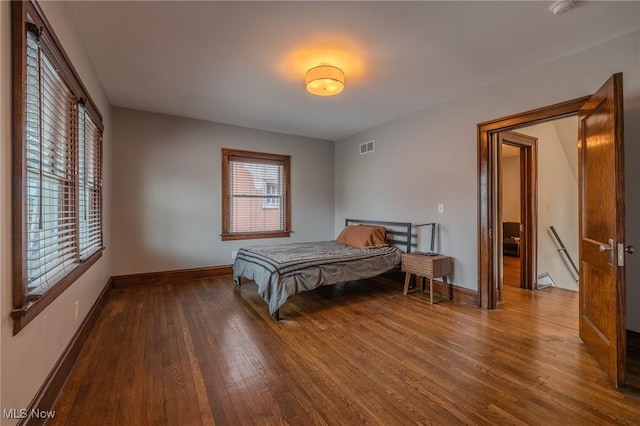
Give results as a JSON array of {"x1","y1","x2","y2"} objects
[{"x1": 305, "y1": 65, "x2": 344, "y2": 96}]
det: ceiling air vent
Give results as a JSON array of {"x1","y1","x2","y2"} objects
[{"x1": 359, "y1": 140, "x2": 375, "y2": 155}]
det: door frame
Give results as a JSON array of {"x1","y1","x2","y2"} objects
[
  {"x1": 499, "y1": 131, "x2": 538, "y2": 296},
  {"x1": 477, "y1": 96, "x2": 589, "y2": 309}
]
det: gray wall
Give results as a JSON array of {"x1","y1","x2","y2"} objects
[
  {"x1": 335, "y1": 30, "x2": 640, "y2": 331},
  {"x1": 111, "y1": 108, "x2": 335, "y2": 275},
  {"x1": 519, "y1": 120, "x2": 579, "y2": 291}
]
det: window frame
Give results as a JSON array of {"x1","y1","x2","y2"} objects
[
  {"x1": 11, "y1": 0, "x2": 104, "y2": 335},
  {"x1": 221, "y1": 148, "x2": 291, "y2": 241}
]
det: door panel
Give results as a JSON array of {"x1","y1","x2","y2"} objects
[{"x1": 578, "y1": 73, "x2": 625, "y2": 388}]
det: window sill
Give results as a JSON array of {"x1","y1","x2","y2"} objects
[
  {"x1": 11, "y1": 248, "x2": 103, "y2": 335},
  {"x1": 221, "y1": 231, "x2": 291, "y2": 241}
]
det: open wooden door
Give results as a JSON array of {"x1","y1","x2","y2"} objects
[{"x1": 578, "y1": 73, "x2": 626, "y2": 388}]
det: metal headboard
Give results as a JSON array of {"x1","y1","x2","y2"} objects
[{"x1": 344, "y1": 219, "x2": 416, "y2": 253}]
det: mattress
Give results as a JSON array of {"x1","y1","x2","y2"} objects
[{"x1": 233, "y1": 241, "x2": 402, "y2": 314}]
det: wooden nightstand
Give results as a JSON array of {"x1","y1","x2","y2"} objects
[{"x1": 402, "y1": 253, "x2": 453, "y2": 304}]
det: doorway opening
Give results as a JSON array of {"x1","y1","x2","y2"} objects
[
  {"x1": 477, "y1": 97, "x2": 588, "y2": 309},
  {"x1": 498, "y1": 131, "x2": 536, "y2": 302},
  {"x1": 501, "y1": 141, "x2": 523, "y2": 292},
  {"x1": 498, "y1": 119, "x2": 580, "y2": 304},
  {"x1": 492, "y1": 131, "x2": 538, "y2": 303}
]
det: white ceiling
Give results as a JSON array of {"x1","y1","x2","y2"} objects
[{"x1": 65, "y1": 1, "x2": 640, "y2": 141}]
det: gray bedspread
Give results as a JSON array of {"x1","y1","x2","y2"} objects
[{"x1": 233, "y1": 241, "x2": 402, "y2": 314}]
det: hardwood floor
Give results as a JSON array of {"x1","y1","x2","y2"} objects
[
  {"x1": 502, "y1": 255, "x2": 521, "y2": 288},
  {"x1": 49, "y1": 275, "x2": 640, "y2": 425}
]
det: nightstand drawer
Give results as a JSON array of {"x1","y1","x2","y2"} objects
[
  {"x1": 401, "y1": 253, "x2": 454, "y2": 304},
  {"x1": 402, "y1": 254, "x2": 452, "y2": 277}
]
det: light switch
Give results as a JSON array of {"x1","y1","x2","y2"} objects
[{"x1": 438, "y1": 203, "x2": 445, "y2": 214}]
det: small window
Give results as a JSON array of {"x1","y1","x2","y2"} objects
[{"x1": 221, "y1": 149, "x2": 291, "y2": 241}]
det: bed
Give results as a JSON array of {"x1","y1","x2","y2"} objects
[{"x1": 233, "y1": 219, "x2": 413, "y2": 319}]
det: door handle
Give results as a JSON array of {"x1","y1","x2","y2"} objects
[
  {"x1": 599, "y1": 239, "x2": 616, "y2": 266},
  {"x1": 627, "y1": 245, "x2": 635, "y2": 254}
]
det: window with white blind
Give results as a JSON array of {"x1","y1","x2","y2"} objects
[
  {"x1": 12, "y1": 1, "x2": 104, "y2": 334},
  {"x1": 221, "y1": 149, "x2": 291, "y2": 241},
  {"x1": 78, "y1": 104, "x2": 103, "y2": 260}
]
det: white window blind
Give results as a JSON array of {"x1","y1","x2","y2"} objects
[
  {"x1": 25, "y1": 31, "x2": 77, "y2": 294},
  {"x1": 228, "y1": 156, "x2": 285, "y2": 233},
  {"x1": 78, "y1": 104, "x2": 103, "y2": 260}
]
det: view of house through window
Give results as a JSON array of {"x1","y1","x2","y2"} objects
[
  {"x1": 221, "y1": 149, "x2": 291, "y2": 240},
  {"x1": 263, "y1": 181, "x2": 280, "y2": 209}
]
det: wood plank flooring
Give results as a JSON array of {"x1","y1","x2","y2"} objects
[
  {"x1": 49, "y1": 275, "x2": 640, "y2": 425},
  {"x1": 502, "y1": 256, "x2": 521, "y2": 288}
]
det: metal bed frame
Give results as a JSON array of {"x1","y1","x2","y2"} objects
[
  {"x1": 344, "y1": 218, "x2": 415, "y2": 253},
  {"x1": 235, "y1": 218, "x2": 414, "y2": 320}
]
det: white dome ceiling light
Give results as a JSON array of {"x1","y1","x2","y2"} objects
[{"x1": 305, "y1": 65, "x2": 345, "y2": 97}]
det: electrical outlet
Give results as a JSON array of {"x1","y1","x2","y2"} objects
[
  {"x1": 74, "y1": 300, "x2": 79, "y2": 320},
  {"x1": 438, "y1": 203, "x2": 445, "y2": 214},
  {"x1": 232, "y1": 251, "x2": 237, "y2": 260}
]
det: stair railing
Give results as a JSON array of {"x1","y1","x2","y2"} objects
[{"x1": 549, "y1": 226, "x2": 579, "y2": 282}]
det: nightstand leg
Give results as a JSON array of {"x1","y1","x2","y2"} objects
[
  {"x1": 430, "y1": 276, "x2": 434, "y2": 304},
  {"x1": 444, "y1": 276, "x2": 451, "y2": 300},
  {"x1": 403, "y1": 272, "x2": 411, "y2": 295}
]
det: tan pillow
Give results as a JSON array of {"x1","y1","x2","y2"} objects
[{"x1": 336, "y1": 225, "x2": 388, "y2": 249}]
